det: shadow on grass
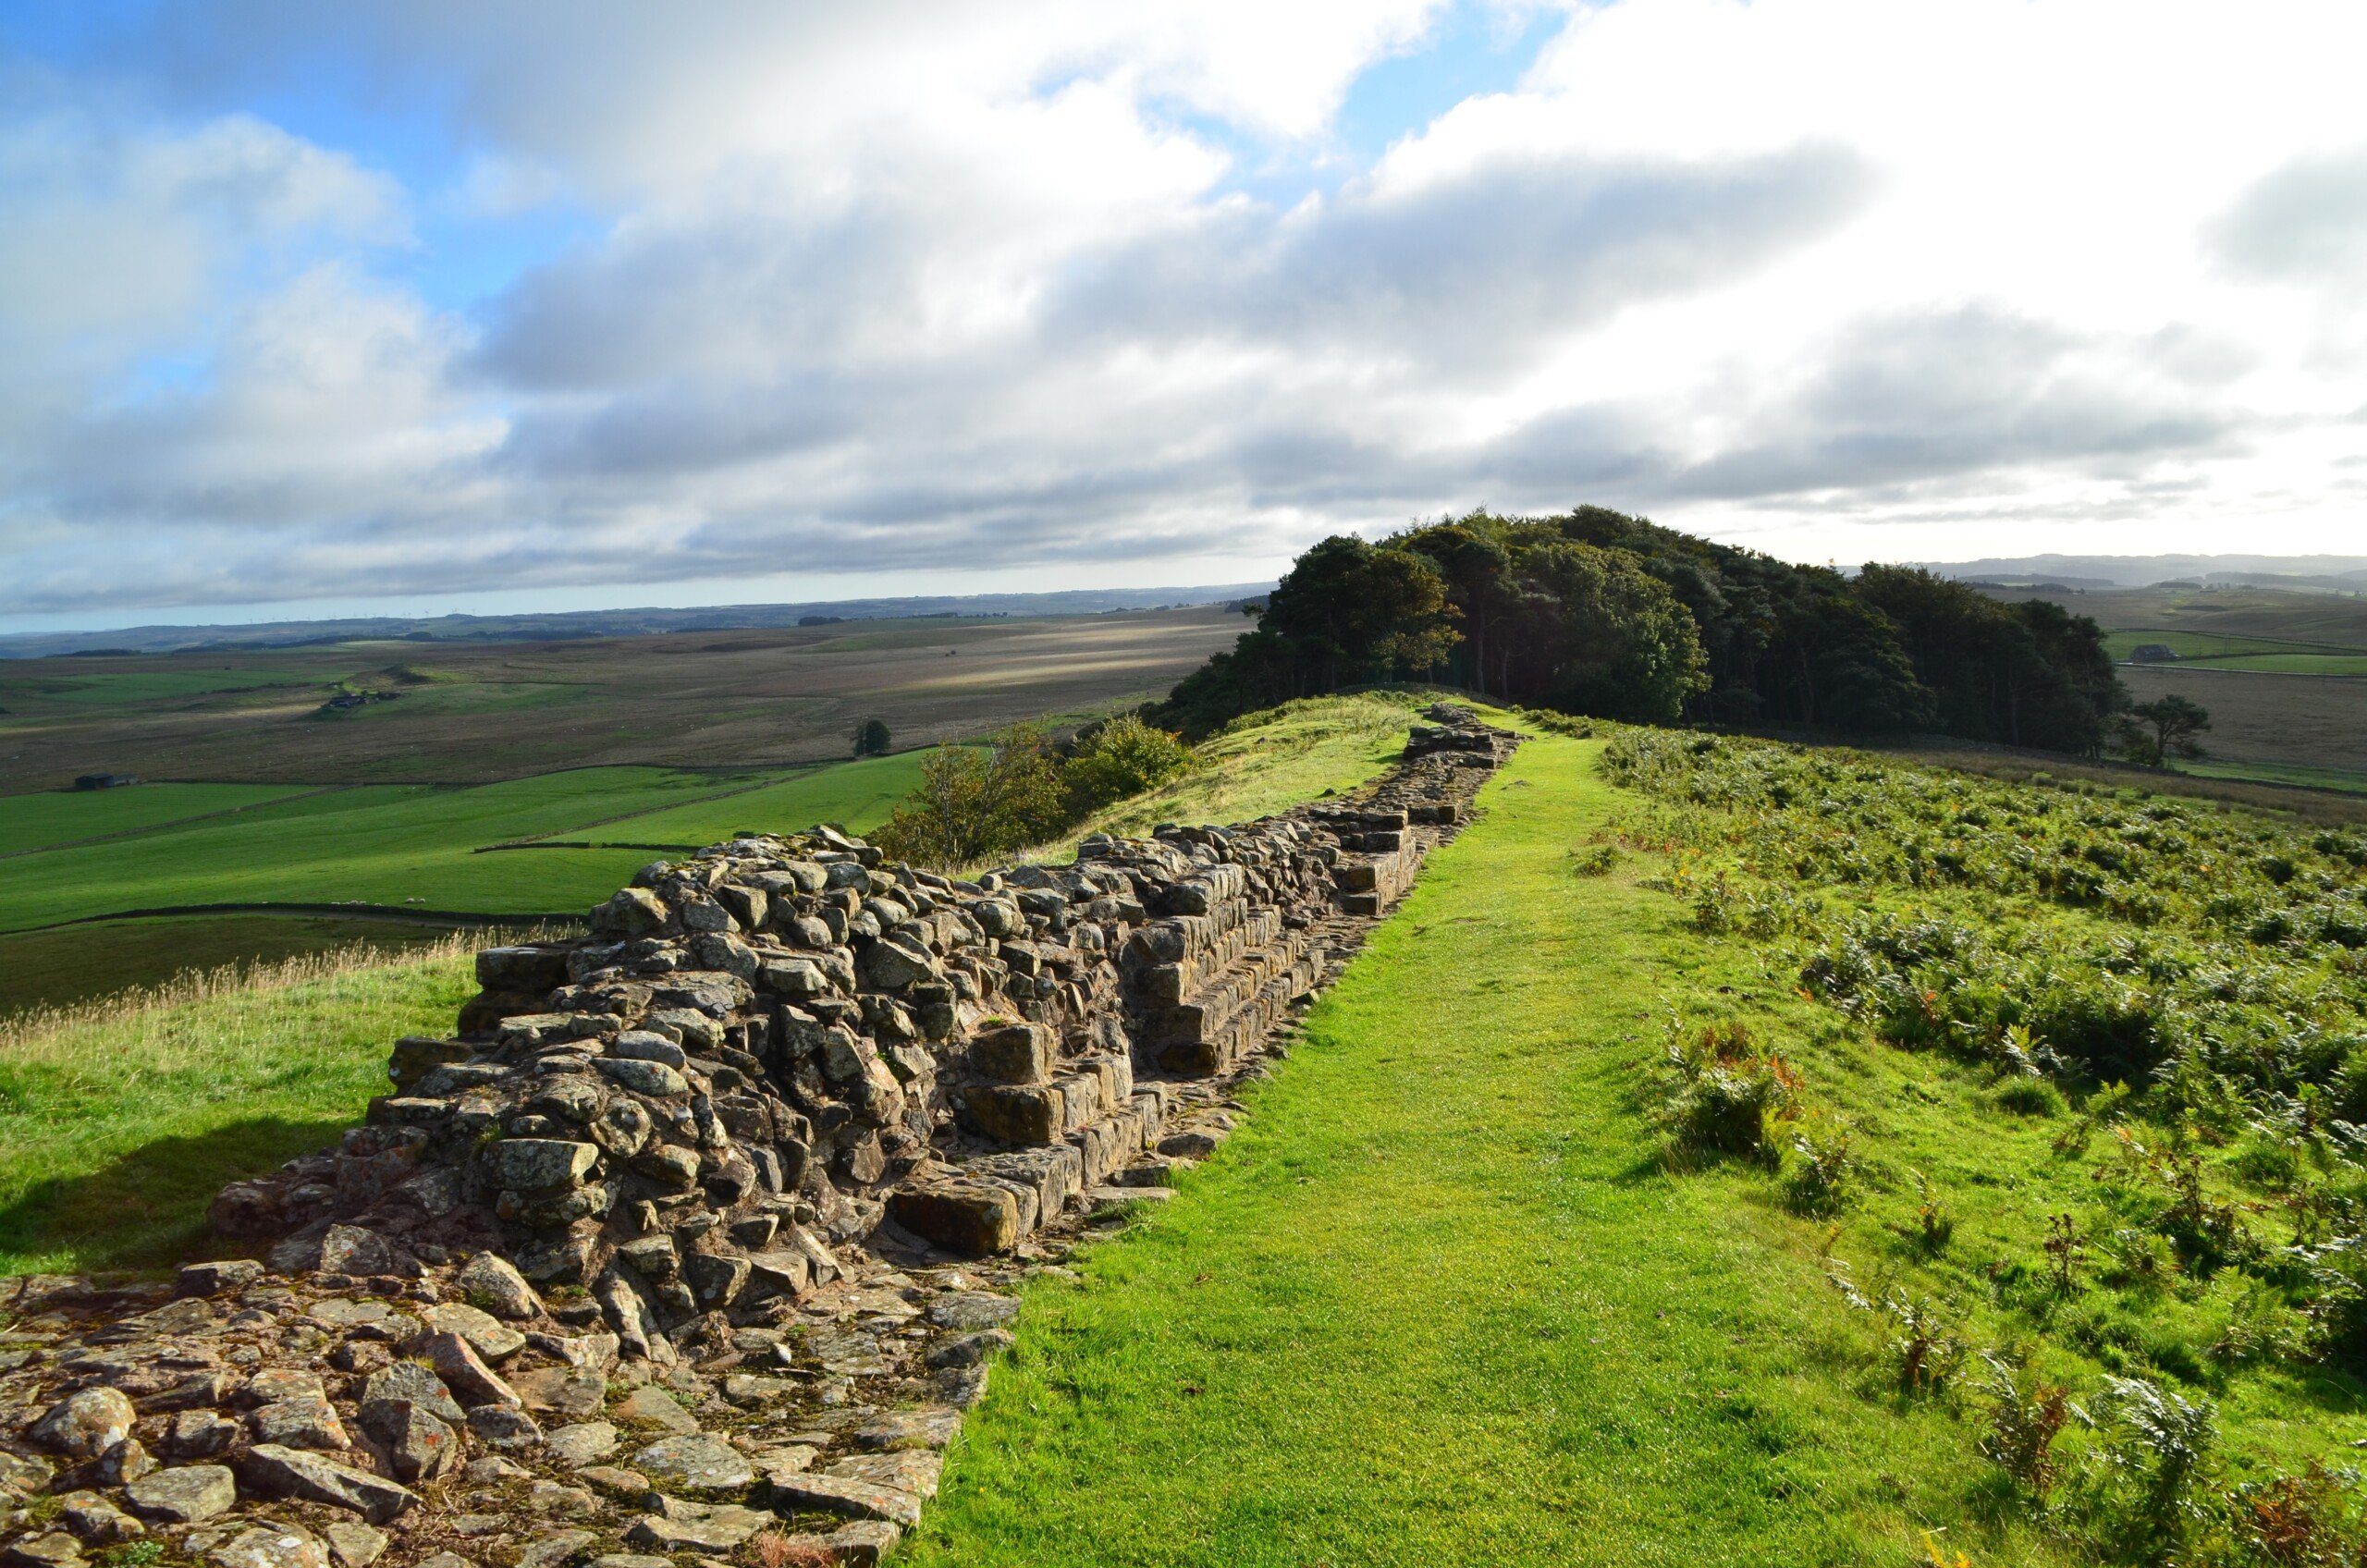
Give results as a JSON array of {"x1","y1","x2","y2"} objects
[{"x1": 0, "y1": 1114, "x2": 350, "y2": 1277}]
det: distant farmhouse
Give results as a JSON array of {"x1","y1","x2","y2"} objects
[
  {"x1": 2128, "y1": 643, "x2": 2179, "y2": 663},
  {"x1": 72, "y1": 772, "x2": 141, "y2": 790}
]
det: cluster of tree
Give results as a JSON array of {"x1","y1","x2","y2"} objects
[
  {"x1": 1161, "y1": 517, "x2": 1709, "y2": 729},
  {"x1": 870, "y1": 715, "x2": 1194, "y2": 867},
  {"x1": 851, "y1": 717, "x2": 891, "y2": 756},
  {"x1": 1160, "y1": 507, "x2": 2137, "y2": 756}
]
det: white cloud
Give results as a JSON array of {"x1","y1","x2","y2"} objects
[{"x1": 3, "y1": 0, "x2": 2365, "y2": 619}]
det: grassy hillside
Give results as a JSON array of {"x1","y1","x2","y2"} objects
[
  {"x1": 908, "y1": 730, "x2": 2055, "y2": 1566},
  {"x1": 911, "y1": 726, "x2": 2367, "y2": 1566},
  {"x1": 1023, "y1": 692, "x2": 1422, "y2": 864},
  {"x1": 0, "y1": 696, "x2": 1407, "y2": 1275},
  {"x1": 0, "y1": 938, "x2": 486, "y2": 1275}
]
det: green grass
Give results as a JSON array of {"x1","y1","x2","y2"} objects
[
  {"x1": 913, "y1": 725, "x2": 2367, "y2": 1564},
  {"x1": 0, "y1": 766, "x2": 778, "y2": 935},
  {"x1": 2177, "y1": 756, "x2": 2367, "y2": 794},
  {"x1": 583, "y1": 749, "x2": 934, "y2": 844},
  {"x1": 0, "y1": 781, "x2": 312, "y2": 854},
  {"x1": 2103, "y1": 629, "x2": 2367, "y2": 666},
  {"x1": 1024, "y1": 693, "x2": 1423, "y2": 863},
  {"x1": 0, "y1": 915, "x2": 471, "y2": 1019},
  {"x1": 2180, "y1": 653, "x2": 2367, "y2": 676},
  {"x1": 0, "y1": 937, "x2": 484, "y2": 1274},
  {"x1": 2105, "y1": 631, "x2": 2294, "y2": 661},
  {"x1": 905, "y1": 733, "x2": 2070, "y2": 1567}
]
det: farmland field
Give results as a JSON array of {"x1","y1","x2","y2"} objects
[
  {"x1": 0, "y1": 604, "x2": 1241, "y2": 1015},
  {"x1": 2121, "y1": 665, "x2": 2367, "y2": 778},
  {"x1": 2003, "y1": 584, "x2": 2367, "y2": 649},
  {"x1": 0, "y1": 766, "x2": 758, "y2": 935},
  {"x1": 570, "y1": 748, "x2": 931, "y2": 846},
  {"x1": 0, "y1": 754, "x2": 941, "y2": 1016},
  {"x1": 2101, "y1": 631, "x2": 2309, "y2": 662},
  {"x1": 2181, "y1": 653, "x2": 2367, "y2": 676},
  {"x1": 0, "y1": 604, "x2": 1240, "y2": 790},
  {"x1": 0, "y1": 780, "x2": 313, "y2": 854},
  {"x1": 1983, "y1": 586, "x2": 2367, "y2": 787}
]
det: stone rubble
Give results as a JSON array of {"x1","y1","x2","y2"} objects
[{"x1": 0, "y1": 707, "x2": 1514, "y2": 1568}]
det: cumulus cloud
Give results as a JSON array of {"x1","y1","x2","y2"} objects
[
  {"x1": 2, "y1": 0, "x2": 2364, "y2": 618},
  {"x1": 2210, "y1": 144, "x2": 2367, "y2": 288}
]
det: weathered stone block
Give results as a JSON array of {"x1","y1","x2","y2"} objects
[
  {"x1": 888, "y1": 1182, "x2": 1022, "y2": 1255},
  {"x1": 474, "y1": 945, "x2": 572, "y2": 992},
  {"x1": 967, "y1": 1022, "x2": 1049, "y2": 1084},
  {"x1": 963, "y1": 1084, "x2": 1061, "y2": 1145},
  {"x1": 484, "y1": 1139, "x2": 598, "y2": 1194}
]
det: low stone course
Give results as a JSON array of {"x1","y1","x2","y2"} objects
[{"x1": 0, "y1": 707, "x2": 1514, "y2": 1568}]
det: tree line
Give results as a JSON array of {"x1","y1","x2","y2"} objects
[{"x1": 1160, "y1": 507, "x2": 2153, "y2": 757}]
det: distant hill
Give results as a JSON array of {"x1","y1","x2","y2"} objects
[
  {"x1": 0, "y1": 584, "x2": 1271, "y2": 659},
  {"x1": 1916, "y1": 553, "x2": 2367, "y2": 592}
]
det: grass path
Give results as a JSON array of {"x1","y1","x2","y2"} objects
[{"x1": 901, "y1": 732, "x2": 2065, "y2": 1567}]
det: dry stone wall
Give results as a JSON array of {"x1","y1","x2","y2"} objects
[{"x1": 0, "y1": 707, "x2": 1515, "y2": 1568}]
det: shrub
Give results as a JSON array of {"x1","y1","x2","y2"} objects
[
  {"x1": 1994, "y1": 1076, "x2": 2067, "y2": 1117},
  {"x1": 2087, "y1": 1376, "x2": 2216, "y2": 1551},
  {"x1": 1977, "y1": 1351, "x2": 2084, "y2": 1500},
  {"x1": 2220, "y1": 1464, "x2": 2367, "y2": 1566},
  {"x1": 872, "y1": 724, "x2": 1068, "y2": 866},
  {"x1": 1906, "y1": 1170, "x2": 1956, "y2": 1254},
  {"x1": 2302, "y1": 1237, "x2": 2367, "y2": 1372},
  {"x1": 1783, "y1": 1121, "x2": 1856, "y2": 1215},
  {"x1": 1660, "y1": 1020, "x2": 1797, "y2": 1158},
  {"x1": 2093, "y1": 1227, "x2": 2180, "y2": 1292},
  {"x1": 1061, "y1": 715, "x2": 1193, "y2": 816},
  {"x1": 1882, "y1": 1288, "x2": 1966, "y2": 1393},
  {"x1": 1570, "y1": 841, "x2": 1621, "y2": 876}
]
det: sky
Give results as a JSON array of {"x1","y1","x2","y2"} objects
[{"x1": 1, "y1": 0, "x2": 2363, "y2": 635}]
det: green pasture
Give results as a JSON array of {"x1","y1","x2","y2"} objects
[
  {"x1": 333, "y1": 680, "x2": 589, "y2": 720},
  {"x1": 590, "y1": 749, "x2": 933, "y2": 844},
  {"x1": 0, "y1": 781, "x2": 311, "y2": 854},
  {"x1": 2178, "y1": 756, "x2": 2367, "y2": 795},
  {"x1": 2180, "y1": 652, "x2": 2367, "y2": 676},
  {"x1": 0, "y1": 766, "x2": 772, "y2": 935},
  {"x1": 2104, "y1": 628, "x2": 2367, "y2": 665},
  {"x1": 2105, "y1": 631, "x2": 2286, "y2": 661}
]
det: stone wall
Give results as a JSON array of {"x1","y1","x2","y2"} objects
[{"x1": 0, "y1": 707, "x2": 1515, "y2": 1568}]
